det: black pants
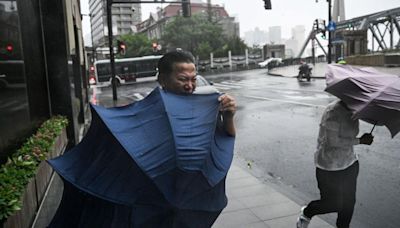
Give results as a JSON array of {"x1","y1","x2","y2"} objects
[{"x1": 304, "y1": 161, "x2": 359, "y2": 228}]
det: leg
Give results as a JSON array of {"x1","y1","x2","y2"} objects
[
  {"x1": 336, "y1": 162, "x2": 359, "y2": 228},
  {"x1": 303, "y1": 168, "x2": 342, "y2": 218}
]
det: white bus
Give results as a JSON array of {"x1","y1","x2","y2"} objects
[{"x1": 92, "y1": 55, "x2": 162, "y2": 85}]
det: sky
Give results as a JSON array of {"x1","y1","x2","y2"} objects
[{"x1": 81, "y1": 0, "x2": 400, "y2": 46}]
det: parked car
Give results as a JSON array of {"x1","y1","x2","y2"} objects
[
  {"x1": 258, "y1": 58, "x2": 282, "y2": 68},
  {"x1": 194, "y1": 75, "x2": 219, "y2": 94}
]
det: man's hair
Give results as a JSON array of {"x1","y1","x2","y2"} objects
[{"x1": 157, "y1": 50, "x2": 194, "y2": 77}]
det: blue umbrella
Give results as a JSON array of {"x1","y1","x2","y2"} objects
[{"x1": 48, "y1": 87, "x2": 235, "y2": 227}]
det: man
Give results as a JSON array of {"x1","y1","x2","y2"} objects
[
  {"x1": 157, "y1": 50, "x2": 236, "y2": 136},
  {"x1": 297, "y1": 100, "x2": 374, "y2": 228},
  {"x1": 298, "y1": 60, "x2": 311, "y2": 81}
]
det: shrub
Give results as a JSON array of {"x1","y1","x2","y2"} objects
[{"x1": 0, "y1": 116, "x2": 68, "y2": 221}]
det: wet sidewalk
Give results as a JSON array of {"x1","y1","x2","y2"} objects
[
  {"x1": 213, "y1": 159, "x2": 334, "y2": 228},
  {"x1": 34, "y1": 159, "x2": 334, "y2": 228}
]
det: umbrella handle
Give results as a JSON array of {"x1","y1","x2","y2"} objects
[{"x1": 370, "y1": 124, "x2": 376, "y2": 134}]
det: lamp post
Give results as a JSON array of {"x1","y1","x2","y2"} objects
[
  {"x1": 316, "y1": 0, "x2": 333, "y2": 63},
  {"x1": 106, "y1": 0, "x2": 118, "y2": 101},
  {"x1": 327, "y1": 0, "x2": 332, "y2": 63}
]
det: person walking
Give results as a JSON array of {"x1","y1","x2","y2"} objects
[{"x1": 296, "y1": 100, "x2": 374, "y2": 228}]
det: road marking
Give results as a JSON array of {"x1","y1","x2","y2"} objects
[
  {"x1": 243, "y1": 95, "x2": 326, "y2": 108},
  {"x1": 214, "y1": 81, "x2": 242, "y2": 89},
  {"x1": 133, "y1": 93, "x2": 145, "y2": 100}
]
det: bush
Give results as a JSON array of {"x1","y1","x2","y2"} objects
[{"x1": 0, "y1": 116, "x2": 68, "y2": 221}]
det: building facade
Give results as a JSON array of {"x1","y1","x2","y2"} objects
[
  {"x1": 269, "y1": 26, "x2": 282, "y2": 44},
  {"x1": 136, "y1": 2, "x2": 239, "y2": 41},
  {"x1": 0, "y1": 0, "x2": 89, "y2": 163},
  {"x1": 89, "y1": 0, "x2": 142, "y2": 48}
]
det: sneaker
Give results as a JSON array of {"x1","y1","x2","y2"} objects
[{"x1": 296, "y1": 206, "x2": 311, "y2": 228}]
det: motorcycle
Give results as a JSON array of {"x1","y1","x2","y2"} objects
[{"x1": 297, "y1": 64, "x2": 312, "y2": 82}]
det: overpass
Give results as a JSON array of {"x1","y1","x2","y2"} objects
[{"x1": 298, "y1": 6, "x2": 400, "y2": 59}]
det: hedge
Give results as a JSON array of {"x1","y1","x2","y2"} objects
[{"x1": 0, "y1": 116, "x2": 68, "y2": 220}]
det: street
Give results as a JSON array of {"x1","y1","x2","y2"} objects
[{"x1": 90, "y1": 68, "x2": 400, "y2": 228}]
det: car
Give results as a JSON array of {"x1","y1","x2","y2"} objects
[
  {"x1": 193, "y1": 75, "x2": 219, "y2": 94},
  {"x1": 258, "y1": 58, "x2": 282, "y2": 68}
]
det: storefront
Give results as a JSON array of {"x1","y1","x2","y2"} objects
[{"x1": 0, "y1": 0, "x2": 89, "y2": 163}]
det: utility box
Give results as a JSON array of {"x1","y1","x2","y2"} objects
[{"x1": 263, "y1": 44, "x2": 285, "y2": 59}]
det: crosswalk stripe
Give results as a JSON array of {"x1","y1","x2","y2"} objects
[{"x1": 133, "y1": 93, "x2": 145, "y2": 100}]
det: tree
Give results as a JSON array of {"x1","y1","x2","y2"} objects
[
  {"x1": 211, "y1": 36, "x2": 248, "y2": 58},
  {"x1": 161, "y1": 14, "x2": 225, "y2": 57},
  {"x1": 117, "y1": 33, "x2": 154, "y2": 58}
]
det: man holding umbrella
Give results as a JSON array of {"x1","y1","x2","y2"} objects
[
  {"x1": 48, "y1": 50, "x2": 237, "y2": 228},
  {"x1": 297, "y1": 99, "x2": 374, "y2": 228}
]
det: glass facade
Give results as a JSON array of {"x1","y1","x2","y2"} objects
[{"x1": 0, "y1": 1, "x2": 32, "y2": 163}]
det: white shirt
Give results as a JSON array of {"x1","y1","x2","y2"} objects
[{"x1": 314, "y1": 101, "x2": 360, "y2": 171}]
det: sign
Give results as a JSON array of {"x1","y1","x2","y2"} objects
[{"x1": 327, "y1": 21, "x2": 336, "y2": 32}]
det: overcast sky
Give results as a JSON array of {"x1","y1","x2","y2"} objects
[{"x1": 81, "y1": 0, "x2": 399, "y2": 45}]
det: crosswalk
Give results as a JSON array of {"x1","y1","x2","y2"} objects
[{"x1": 91, "y1": 78, "x2": 329, "y2": 104}]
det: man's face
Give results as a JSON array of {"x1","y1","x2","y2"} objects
[{"x1": 163, "y1": 62, "x2": 197, "y2": 94}]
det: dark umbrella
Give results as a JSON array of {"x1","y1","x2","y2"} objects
[
  {"x1": 47, "y1": 87, "x2": 235, "y2": 227},
  {"x1": 325, "y1": 64, "x2": 400, "y2": 137}
]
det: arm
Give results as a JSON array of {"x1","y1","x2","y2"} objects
[{"x1": 218, "y1": 94, "x2": 236, "y2": 137}]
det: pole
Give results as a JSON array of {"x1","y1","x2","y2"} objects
[
  {"x1": 107, "y1": 0, "x2": 117, "y2": 100},
  {"x1": 327, "y1": 0, "x2": 332, "y2": 63}
]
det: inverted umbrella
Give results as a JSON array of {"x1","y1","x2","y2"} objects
[
  {"x1": 48, "y1": 87, "x2": 235, "y2": 227},
  {"x1": 325, "y1": 64, "x2": 400, "y2": 137}
]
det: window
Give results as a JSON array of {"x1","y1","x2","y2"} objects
[{"x1": 0, "y1": 1, "x2": 31, "y2": 164}]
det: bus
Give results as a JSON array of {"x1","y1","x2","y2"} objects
[{"x1": 92, "y1": 55, "x2": 162, "y2": 85}]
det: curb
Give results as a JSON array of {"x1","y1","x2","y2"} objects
[{"x1": 267, "y1": 72, "x2": 325, "y2": 79}]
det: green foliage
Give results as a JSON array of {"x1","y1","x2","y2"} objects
[
  {"x1": 117, "y1": 33, "x2": 155, "y2": 58},
  {"x1": 0, "y1": 116, "x2": 68, "y2": 221},
  {"x1": 161, "y1": 14, "x2": 248, "y2": 59},
  {"x1": 161, "y1": 14, "x2": 226, "y2": 57}
]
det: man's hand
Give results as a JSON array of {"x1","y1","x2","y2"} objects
[
  {"x1": 359, "y1": 133, "x2": 374, "y2": 145},
  {"x1": 218, "y1": 94, "x2": 236, "y2": 116},
  {"x1": 218, "y1": 94, "x2": 236, "y2": 136}
]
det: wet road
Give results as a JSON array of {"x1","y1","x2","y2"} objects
[{"x1": 91, "y1": 68, "x2": 400, "y2": 228}]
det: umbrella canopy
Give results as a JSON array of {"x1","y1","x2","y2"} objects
[
  {"x1": 325, "y1": 64, "x2": 400, "y2": 137},
  {"x1": 48, "y1": 87, "x2": 235, "y2": 227}
]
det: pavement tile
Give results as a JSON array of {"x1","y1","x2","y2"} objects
[
  {"x1": 213, "y1": 209, "x2": 260, "y2": 227},
  {"x1": 249, "y1": 201, "x2": 300, "y2": 221},
  {"x1": 226, "y1": 175, "x2": 263, "y2": 189},
  {"x1": 222, "y1": 198, "x2": 248, "y2": 213},
  {"x1": 228, "y1": 183, "x2": 276, "y2": 199},
  {"x1": 264, "y1": 214, "x2": 333, "y2": 228},
  {"x1": 237, "y1": 191, "x2": 292, "y2": 208}
]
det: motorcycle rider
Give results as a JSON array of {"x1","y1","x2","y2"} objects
[{"x1": 298, "y1": 60, "x2": 311, "y2": 81}]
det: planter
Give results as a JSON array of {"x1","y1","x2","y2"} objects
[{"x1": 2, "y1": 128, "x2": 67, "y2": 228}]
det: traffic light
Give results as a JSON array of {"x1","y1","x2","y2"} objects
[
  {"x1": 321, "y1": 30, "x2": 327, "y2": 39},
  {"x1": 117, "y1": 40, "x2": 126, "y2": 55},
  {"x1": 181, "y1": 0, "x2": 191, "y2": 17},
  {"x1": 152, "y1": 42, "x2": 158, "y2": 52},
  {"x1": 263, "y1": 0, "x2": 272, "y2": 9},
  {"x1": 5, "y1": 43, "x2": 13, "y2": 53}
]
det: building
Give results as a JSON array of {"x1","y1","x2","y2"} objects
[
  {"x1": 269, "y1": 26, "x2": 282, "y2": 44},
  {"x1": 263, "y1": 44, "x2": 285, "y2": 59},
  {"x1": 136, "y1": 1, "x2": 239, "y2": 41},
  {"x1": 244, "y1": 27, "x2": 268, "y2": 47},
  {"x1": 285, "y1": 25, "x2": 305, "y2": 57},
  {"x1": 89, "y1": 0, "x2": 142, "y2": 48},
  {"x1": 0, "y1": 0, "x2": 89, "y2": 165}
]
